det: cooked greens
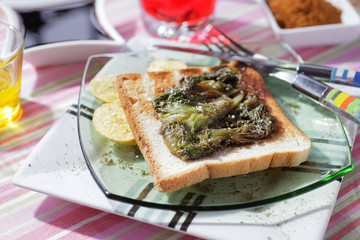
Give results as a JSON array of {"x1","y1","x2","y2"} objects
[{"x1": 152, "y1": 67, "x2": 277, "y2": 160}]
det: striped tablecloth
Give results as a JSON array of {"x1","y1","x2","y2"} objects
[{"x1": 1, "y1": 0, "x2": 360, "y2": 239}]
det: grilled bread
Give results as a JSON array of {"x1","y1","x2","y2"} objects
[{"x1": 115, "y1": 61, "x2": 311, "y2": 192}]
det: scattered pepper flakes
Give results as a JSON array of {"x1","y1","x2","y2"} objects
[{"x1": 103, "y1": 158, "x2": 115, "y2": 165}]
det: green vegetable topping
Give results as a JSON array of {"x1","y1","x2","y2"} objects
[{"x1": 152, "y1": 67, "x2": 277, "y2": 160}]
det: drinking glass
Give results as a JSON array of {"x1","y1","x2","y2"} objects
[
  {"x1": 140, "y1": 0, "x2": 216, "y2": 39},
  {"x1": 0, "y1": 23, "x2": 24, "y2": 128}
]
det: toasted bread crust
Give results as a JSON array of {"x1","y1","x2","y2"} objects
[{"x1": 116, "y1": 62, "x2": 311, "y2": 192}]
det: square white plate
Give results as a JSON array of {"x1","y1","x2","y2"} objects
[
  {"x1": 11, "y1": 38, "x2": 359, "y2": 239},
  {"x1": 260, "y1": 0, "x2": 360, "y2": 47}
]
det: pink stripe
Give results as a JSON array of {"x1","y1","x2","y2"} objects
[
  {"x1": 114, "y1": 222, "x2": 171, "y2": 240},
  {"x1": 33, "y1": 63, "x2": 85, "y2": 89},
  {"x1": 0, "y1": 116, "x2": 56, "y2": 147},
  {"x1": 0, "y1": 197, "x2": 67, "y2": 230},
  {"x1": 239, "y1": 27, "x2": 274, "y2": 42},
  {"x1": 21, "y1": 85, "x2": 79, "y2": 113},
  {"x1": 92, "y1": 218, "x2": 141, "y2": 240},
  {"x1": 21, "y1": 64, "x2": 55, "y2": 93},
  {"x1": 109, "y1": 7, "x2": 139, "y2": 24},
  {"x1": 18, "y1": 84, "x2": 79, "y2": 121},
  {"x1": 20, "y1": 89, "x2": 79, "y2": 116},
  {"x1": 21, "y1": 63, "x2": 85, "y2": 96},
  {"x1": 0, "y1": 187, "x2": 29, "y2": 204},
  {"x1": 337, "y1": 170, "x2": 360, "y2": 199},
  {"x1": 1, "y1": 182, "x2": 15, "y2": 192},
  {"x1": 17, "y1": 206, "x2": 103, "y2": 240},
  {"x1": 3, "y1": 201, "x2": 83, "y2": 239},
  {"x1": 128, "y1": 222, "x2": 182, "y2": 239},
  {"x1": 327, "y1": 216, "x2": 360, "y2": 240},
  {"x1": 108, "y1": 221, "x2": 156, "y2": 240},
  {"x1": 0, "y1": 136, "x2": 45, "y2": 166},
  {"x1": 329, "y1": 188, "x2": 360, "y2": 222},
  {"x1": 114, "y1": 19, "x2": 139, "y2": 30},
  {"x1": 217, "y1": 8, "x2": 266, "y2": 31},
  {"x1": 353, "y1": 139, "x2": 360, "y2": 157},
  {"x1": 21, "y1": 91, "x2": 74, "y2": 116},
  {"x1": 0, "y1": 83, "x2": 78, "y2": 159},
  {"x1": 215, "y1": 0, "x2": 255, "y2": 16},
  {"x1": 180, "y1": 235, "x2": 203, "y2": 240},
  {"x1": 294, "y1": 46, "x2": 332, "y2": 62},
  {"x1": 327, "y1": 137, "x2": 360, "y2": 230},
  {"x1": 327, "y1": 190, "x2": 360, "y2": 229},
  {"x1": 59, "y1": 214, "x2": 129, "y2": 240},
  {"x1": 0, "y1": 115, "x2": 57, "y2": 147},
  {"x1": 0, "y1": 150, "x2": 33, "y2": 170},
  {"x1": 321, "y1": 45, "x2": 360, "y2": 66},
  {"x1": 20, "y1": 101, "x2": 58, "y2": 120},
  {"x1": 114, "y1": 27, "x2": 137, "y2": 41},
  {"x1": 108, "y1": 3, "x2": 139, "y2": 28},
  {"x1": 36, "y1": 197, "x2": 74, "y2": 217}
]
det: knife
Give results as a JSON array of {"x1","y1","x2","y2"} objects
[
  {"x1": 155, "y1": 45, "x2": 360, "y2": 87},
  {"x1": 271, "y1": 71, "x2": 360, "y2": 125}
]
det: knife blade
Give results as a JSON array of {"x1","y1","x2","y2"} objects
[
  {"x1": 155, "y1": 44, "x2": 360, "y2": 87},
  {"x1": 271, "y1": 71, "x2": 360, "y2": 125}
]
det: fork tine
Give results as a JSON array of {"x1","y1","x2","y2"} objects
[
  {"x1": 200, "y1": 40, "x2": 213, "y2": 51},
  {"x1": 212, "y1": 26, "x2": 255, "y2": 56},
  {"x1": 199, "y1": 25, "x2": 256, "y2": 57},
  {"x1": 200, "y1": 31, "x2": 240, "y2": 56},
  {"x1": 208, "y1": 31, "x2": 239, "y2": 55}
]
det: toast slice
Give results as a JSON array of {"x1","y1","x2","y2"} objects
[{"x1": 116, "y1": 61, "x2": 311, "y2": 192}]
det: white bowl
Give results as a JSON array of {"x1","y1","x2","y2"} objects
[{"x1": 261, "y1": 0, "x2": 360, "y2": 47}]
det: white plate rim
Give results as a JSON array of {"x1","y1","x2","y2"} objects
[
  {"x1": 0, "y1": 2, "x2": 22, "y2": 30},
  {"x1": 94, "y1": 0, "x2": 126, "y2": 43},
  {"x1": 2, "y1": 0, "x2": 93, "y2": 11},
  {"x1": 23, "y1": 39, "x2": 124, "y2": 67}
]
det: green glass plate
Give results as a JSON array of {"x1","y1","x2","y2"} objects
[{"x1": 77, "y1": 45, "x2": 353, "y2": 211}]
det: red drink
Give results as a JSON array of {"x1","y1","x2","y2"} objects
[
  {"x1": 141, "y1": 0, "x2": 216, "y2": 39},
  {"x1": 142, "y1": 0, "x2": 216, "y2": 26}
]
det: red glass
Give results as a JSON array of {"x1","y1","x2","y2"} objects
[{"x1": 142, "y1": 0, "x2": 215, "y2": 26}]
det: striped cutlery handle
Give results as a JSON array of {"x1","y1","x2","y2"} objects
[
  {"x1": 298, "y1": 64, "x2": 360, "y2": 87},
  {"x1": 323, "y1": 88, "x2": 360, "y2": 124},
  {"x1": 293, "y1": 74, "x2": 360, "y2": 125}
]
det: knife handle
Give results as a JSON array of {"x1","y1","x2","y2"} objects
[
  {"x1": 293, "y1": 74, "x2": 360, "y2": 125},
  {"x1": 321, "y1": 88, "x2": 360, "y2": 125},
  {"x1": 298, "y1": 64, "x2": 360, "y2": 87}
]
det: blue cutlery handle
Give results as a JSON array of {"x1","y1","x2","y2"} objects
[{"x1": 298, "y1": 64, "x2": 360, "y2": 87}]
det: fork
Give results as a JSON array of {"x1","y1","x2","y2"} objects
[
  {"x1": 200, "y1": 25, "x2": 360, "y2": 87},
  {"x1": 199, "y1": 25, "x2": 256, "y2": 57}
]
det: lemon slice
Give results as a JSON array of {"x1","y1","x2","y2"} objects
[
  {"x1": 89, "y1": 75, "x2": 119, "y2": 103},
  {"x1": 147, "y1": 59, "x2": 188, "y2": 72},
  {"x1": 92, "y1": 100, "x2": 135, "y2": 145}
]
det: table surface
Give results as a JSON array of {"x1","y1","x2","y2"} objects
[{"x1": 1, "y1": 0, "x2": 360, "y2": 239}]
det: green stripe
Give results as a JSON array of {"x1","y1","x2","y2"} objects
[
  {"x1": 145, "y1": 229, "x2": 182, "y2": 240},
  {"x1": 346, "y1": 98, "x2": 360, "y2": 115},
  {"x1": 325, "y1": 88, "x2": 339, "y2": 101},
  {"x1": 104, "y1": 222, "x2": 143, "y2": 240}
]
